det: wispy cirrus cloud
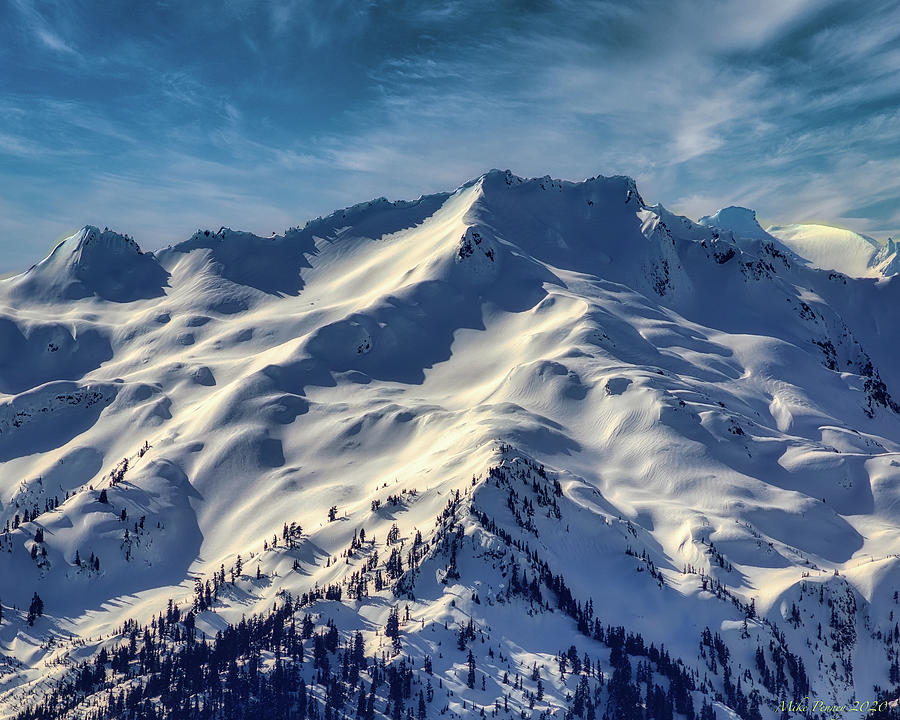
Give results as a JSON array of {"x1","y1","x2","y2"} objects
[{"x1": 8, "y1": 0, "x2": 83, "y2": 60}]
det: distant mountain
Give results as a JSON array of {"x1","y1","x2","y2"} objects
[
  {"x1": 766, "y1": 223, "x2": 899, "y2": 278},
  {"x1": 2, "y1": 171, "x2": 900, "y2": 720},
  {"x1": 698, "y1": 205, "x2": 772, "y2": 242}
]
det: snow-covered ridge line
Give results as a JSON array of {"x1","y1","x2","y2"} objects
[{"x1": 5, "y1": 170, "x2": 897, "y2": 286}]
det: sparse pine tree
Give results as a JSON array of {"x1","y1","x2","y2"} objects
[
  {"x1": 27, "y1": 592, "x2": 43, "y2": 626},
  {"x1": 386, "y1": 606, "x2": 400, "y2": 639}
]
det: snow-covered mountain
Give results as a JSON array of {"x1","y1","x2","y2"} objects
[
  {"x1": 2, "y1": 170, "x2": 900, "y2": 720},
  {"x1": 765, "y1": 223, "x2": 900, "y2": 279}
]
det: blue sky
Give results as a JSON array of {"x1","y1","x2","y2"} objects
[{"x1": 2, "y1": 0, "x2": 899, "y2": 273}]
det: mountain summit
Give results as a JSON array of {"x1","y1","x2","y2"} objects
[
  {"x1": 1, "y1": 171, "x2": 900, "y2": 720},
  {"x1": 698, "y1": 205, "x2": 770, "y2": 241},
  {"x1": 8, "y1": 225, "x2": 168, "y2": 303}
]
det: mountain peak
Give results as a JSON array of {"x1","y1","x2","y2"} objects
[
  {"x1": 476, "y1": 169, "x2": 643, "y2": 206},
  {"x1": 873, "y1": 236, "x2": 900, "y2": 276},
  {"x1": 60, "y1": 225, "x2": 144, "y2": 266},
  {"x1": 5, "y1": 225, "x2": 167, "y2": 303},
  {"x1": 697, "y1": 205, "x2": 769, "y2": 241},
  {"x1": 478, "y1": 168, "x2": 526, "y2": 188}
]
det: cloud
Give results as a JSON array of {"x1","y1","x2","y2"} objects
[
  {"x1": 10, "y1": 0, "x2": 81, "y2": 58},
  {"x1": 34, "y1": 27, "x2": 77, "y2": 55},
  {"x1": 0, "y1": 131, "x2": 51, "y2": 159}
]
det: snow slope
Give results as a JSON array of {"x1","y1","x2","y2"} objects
[{"x1": 1, "y1": 171, "x2": 900, "y2": 720}]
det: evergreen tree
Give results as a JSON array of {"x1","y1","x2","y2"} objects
[
  {"x1": 386, "y1": 607, "x2": 401, "y2": 652},
  {"x1": 27, "y1": 592, "x2": 43, "y2": 626},
  {"x1": 417, "y1": 690, "x2": 426, "y2": 720}
]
